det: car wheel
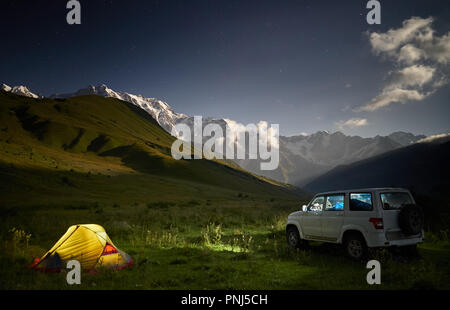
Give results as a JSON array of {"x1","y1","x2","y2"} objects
[
  {"x1": 344, "y1": 234, "x2": 367, "y2": 260},
  {"x1": 286, "y1": 226, "x2": 304, "y2": 249}
]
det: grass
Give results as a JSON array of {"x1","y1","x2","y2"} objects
[
  {"x1": 1, "y1": 203, "x2": 449, "y2": 290},
  {"x1": 0, "y1": 91, "x2": 449, "y2": 290}
]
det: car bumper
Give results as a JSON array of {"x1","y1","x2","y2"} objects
[{"x1": 367, "y1": 230, "x2": 424, "y2": 248}]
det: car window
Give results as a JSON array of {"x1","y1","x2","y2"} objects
[
  {"x1": 349, "y1": 193, "x2": 373, "y2": 211},
  {"x1": 380, "y1": 192, "x2": 413, "y2": 210},
  {"x1": 308, "y1": 196, "x2": 324, "y2": 212},
  {"x1": 325, "y1": 194, "x2": 345, "y2": 211}
]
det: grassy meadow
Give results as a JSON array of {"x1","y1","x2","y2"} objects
[
  {"x1": 0, "y1": 91, "x2": 449, "y2": 290},
  {"x1": 2, "y1": 193, "x2": 450, "y2": 290}
]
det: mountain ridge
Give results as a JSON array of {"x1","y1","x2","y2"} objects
[
  {"x1": 0, "y1": 90, "x2": 304, "y2": 205},
  {"x1": 303, "y1": 134, "x2": 450, "y2": 194},
  {"x1": 1, "y1": 82, "x2": 438, "y2": 187}
]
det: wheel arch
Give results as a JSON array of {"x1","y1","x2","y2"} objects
[
  {"x1": 341, "y1": 228, "x2": 367, "y2": 245},
  {"x1": 286, "y1": 221, "x2": 305, "y2": 239}
]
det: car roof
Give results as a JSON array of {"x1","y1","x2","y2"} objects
[{"x1": 314, "y1": 187, "x2": 409, "y2": 196}]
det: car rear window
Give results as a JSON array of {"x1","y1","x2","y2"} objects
[
  {"x1": 349, "y1": 193, "x2": 373, "y2": 211},
  {"x1": 380, "y1": 192, "x2": 413, "y2": 210}
]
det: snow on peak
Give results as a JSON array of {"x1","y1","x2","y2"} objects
[
  {"x1": 50, "y1": 84, "x2": 188, "y2": 133},
  {"x1": 417, "y1": 133, "x2": 450, "y2": 143},
  {"x1": 1, "y1": 83, "x2": 12, "y2": 92},
  {"x1": 1, "y1": 83, "x2": 39, "y2": 98}
]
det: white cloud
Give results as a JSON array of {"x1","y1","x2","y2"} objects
[
  {"x1": 388, "y1": 65, "x2": 435, "y2": 89},
  {"x1": 423, "y1": 32, "x2": 450, "y2": 64},
  {"x1": 358, "y1": 88, "x2": 428, "y2": 112},
  {"x1": 336, "y1": 118, "x2": 368, "y2": 130},
  {"x1": 358, "y1": 16, "x2": 450, "y2": 112},
  {"x1": 397, "y1": 44, "x2": 425, "y2": 64},
  {"x1": 369, "y1": 17, "x2": 434, "y2": 54}
]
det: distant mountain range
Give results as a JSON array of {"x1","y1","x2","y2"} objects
[
  {"x1": 2, "y1": 82, "x2": 441, "y2": 188},
  {"x1": 238, "y1": 130, "x2": 427, "y2": 186},
  {"x1": 303, "y1": 134, "x2": 450, "y2": 195}
]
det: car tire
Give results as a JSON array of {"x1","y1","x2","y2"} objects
[
  {"x1": 344, "y1": 233, "x2": 367, "y2": 260},
  {"x1": 286, "y1": 226, "x2": 307, "y2": 249}
]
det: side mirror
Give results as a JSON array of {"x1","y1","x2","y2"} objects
[{"x1": 302, "y1": 205, "x2": 308, "y2": 212}]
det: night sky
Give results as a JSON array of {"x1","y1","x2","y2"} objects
[{"x1": 1, "y1": 0, "x2": 449, "y2": 137}]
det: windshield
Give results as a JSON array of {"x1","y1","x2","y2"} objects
[{"x1": 380, "y1": 192, "x2": 413, "y2": 210}]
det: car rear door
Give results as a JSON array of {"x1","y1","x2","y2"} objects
[{"x1": 380, "y1": 191, "x2": 420, "y2": 240}]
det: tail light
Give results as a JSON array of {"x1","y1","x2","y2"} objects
[{"x1": 369, "y1": 218, "x2": 384, "y2": 229}]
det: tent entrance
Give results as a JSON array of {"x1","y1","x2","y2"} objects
[{"x1": 102, "y1": 243, "x2": 118, "y2": 256}]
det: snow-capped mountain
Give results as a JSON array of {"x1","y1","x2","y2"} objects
[
  {"x1": 281, "y1": 131, "x2": 425, "y2": 166},
  {"x1": 237, "y1": 130, "x2": 427, "y2": 186},
  {"x1": 304, "y1": 133, "x2": 450, "y2": 194},
  {"x1": 49, "y1": 84, "x2": 245, "y2": 147},
  {"x1": 1, "y1": 84, "x2": 11, "y2": 92},
  {"x1": 1, "y1": 83, "x2": 39, "y2": 98},
  {"x1": 51, "y1": 84, "x2": 189, "y2": 133},
  {"x1": 3, "y1": 82, "x2": 432, "y2": 186},
  {"x1": 47, "y1": 84, "x2": 431, "y2": 186}
]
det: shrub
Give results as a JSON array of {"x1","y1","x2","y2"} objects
[
  {"x1": 202, "y1": 223, "x2": 223, "y2": 245},
  {"x1": 8, "y1": 227, "x2": 32, "y2": 260},
  {"x1": 231, "y1": 232, "x2": 253, "y2": 253},
  {"x1": 143, "y1": 228, "x2": 181, "y2": 248}
]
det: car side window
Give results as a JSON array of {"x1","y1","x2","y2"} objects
[
  {"x1": 325, "y1": 194, "x2": 345, "y2": 211},
  {"x1": 308, "y1": 196, "x2": 324, "y2": 212},
  {"x1": 349, "y1": 193, "x2": 373, "y2": 211}
]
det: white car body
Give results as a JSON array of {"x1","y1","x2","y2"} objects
[{"x1": 286, "y1": 188, "x2": 424, "y2": 248}]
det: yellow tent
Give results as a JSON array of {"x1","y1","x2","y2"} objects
[{"x1": 32, "y1": 224, "x2": 133, "y2": 272}]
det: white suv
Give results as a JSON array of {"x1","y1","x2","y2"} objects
[{"x1": 286, "y1": 188, "x2": 425, "y2": 259}]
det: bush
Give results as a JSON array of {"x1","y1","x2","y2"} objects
[
  {"x1": 8, "y1": 227, "x2": 32, "y2": 260},
  {"x1": 231, "y1": 232, "x2": 253, "y2": 253},
  {"x1": 202, "y1": 223, "x2": 223, "y2": 245}
]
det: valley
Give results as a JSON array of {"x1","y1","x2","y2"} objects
[{"x1": 0, "y1": 90, "x2": 449, "y2": 290}]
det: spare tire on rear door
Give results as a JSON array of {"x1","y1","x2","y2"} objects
[{"x1": 398, "y1": 204, "x2": 424, "y2": 235}]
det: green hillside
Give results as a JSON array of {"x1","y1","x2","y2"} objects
[
  {"x1": 0, "y1": 90, "x2": 304, "y2": 207},
  {"x1": 1, "y1": 91, "x2": 448, "y2": 290}
]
